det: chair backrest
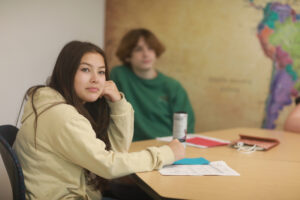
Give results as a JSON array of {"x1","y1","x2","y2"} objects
[{"x1": 0, "y1": 125, "x2": 26, "y2": 200}]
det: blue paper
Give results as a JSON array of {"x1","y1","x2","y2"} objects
[{"x1": 173, "y1": 157, "x2": 210, "y2": 165}]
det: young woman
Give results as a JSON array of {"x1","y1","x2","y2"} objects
[
  {"x1": 110, "y1": 28, "x2": 195, "y2": 141},
  {"x1": 13, "y1": 41, "x2": 185, "y2": 200}
]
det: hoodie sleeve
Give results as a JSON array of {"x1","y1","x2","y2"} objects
[
  {"x1": 107, "y1": 93, "x2": 134, "y2": 153},
  {"x1": 45, "y1": 105, "x2": 174, "y2": 180}
]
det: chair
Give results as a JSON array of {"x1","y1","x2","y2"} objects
[{"x1": 0, "y1": 125, "x2": 25, "y2": 200}]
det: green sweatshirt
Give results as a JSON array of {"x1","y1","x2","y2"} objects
[{"x1": 110, "y1": 65, "x2": 195, "y2": 141}]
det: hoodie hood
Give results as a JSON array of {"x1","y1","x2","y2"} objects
[{"x1": 21, "y1": 87, "x2": 66, "y2": 123}]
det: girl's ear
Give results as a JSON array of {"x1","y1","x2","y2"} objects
[{"x1": 125, "y1": 57, "x2": 131, "y2": 62}]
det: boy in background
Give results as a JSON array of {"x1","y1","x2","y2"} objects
[{"x1": 110, "y1": 28, "x2": 195, "y2": 141}]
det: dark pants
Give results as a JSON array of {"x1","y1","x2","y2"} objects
[{"x1": 102, "y1": 176, "x2": 152, "y2": 200}]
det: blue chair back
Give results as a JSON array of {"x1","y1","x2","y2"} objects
[{"x1": 0, "y1": 125, "x2": 26, "y2": 200}]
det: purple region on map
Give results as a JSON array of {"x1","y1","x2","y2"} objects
[
  {"x1": 256, "y1": 2, "x2": 300, "y2": 129},
  {"x1": 267, "y1": 69, "x2": 294, "y2": 125}
]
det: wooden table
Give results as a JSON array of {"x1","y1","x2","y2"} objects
[{"x1": 129, "y1": 128, "x2": 300, "y2": 200}]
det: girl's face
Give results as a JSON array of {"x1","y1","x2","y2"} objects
[
  {"x1": 127, "y1": 37, "x2": 157, "y2": 72},
  {"x1": 74, "y1": 52, "x2": 106, "y2": 103}
]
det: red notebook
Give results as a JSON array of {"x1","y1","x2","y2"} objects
[{"x1": 186, "y1": 137, "x2": 230, "y2": 147}]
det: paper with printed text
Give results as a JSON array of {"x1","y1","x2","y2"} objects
[{"x1": 159, "y1": 161, "x2": 240, "y2": 176}]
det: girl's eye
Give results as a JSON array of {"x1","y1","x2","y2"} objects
[
  {"x1": 81, "y1": 68, "x2": 89, "y2": 72},
  {"x1": 98, "y1": 71, "x2": 105, "y2": 75}
]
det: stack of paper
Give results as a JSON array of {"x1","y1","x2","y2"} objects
[{"x1": 159, "y1": 161, "x2": 240, "y2": 176}]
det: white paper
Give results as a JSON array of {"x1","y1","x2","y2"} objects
[
  {"x1": 159, "y1": 161, "x2": 240, "y2": 176},
  {"x1": 156, "y1": 134, "x2": 230, "y2": 148}
]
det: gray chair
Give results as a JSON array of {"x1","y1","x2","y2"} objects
[{"x1": 0, "y1": 125, "x2": 25, "y2": 200}]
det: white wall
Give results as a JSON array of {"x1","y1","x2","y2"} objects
[{"x1": 0, "y1": 0, "x2": 106, "y2": 199}]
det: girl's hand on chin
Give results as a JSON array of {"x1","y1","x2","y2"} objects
[{"x1": 101, "y1": 81, "x2": 122, "y2": 102}]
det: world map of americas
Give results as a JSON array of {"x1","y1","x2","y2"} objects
[{"x1": 255, "y1": 1, "x2": 300, "y2": 128}]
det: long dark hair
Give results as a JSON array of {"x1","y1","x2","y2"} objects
[{"x1": 22, "y1": 40, "x2": 111, "y2": 191}]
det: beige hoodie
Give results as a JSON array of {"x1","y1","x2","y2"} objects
[{"x1": 13, "y1": 87, "x2": 175, "y2": 200}]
